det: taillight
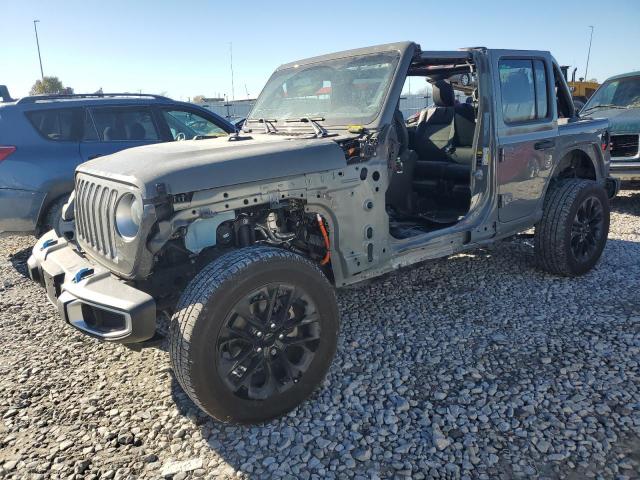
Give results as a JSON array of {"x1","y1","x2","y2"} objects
[
  {"x1": 0, "y1": 146, "x2": 16, "y2": 162},
  {"x1": 601, "y1": 132, "x2": 609, "y2": 152}
]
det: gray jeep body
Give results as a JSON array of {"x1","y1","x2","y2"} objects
[{"x1": 28, "y1": 42, "x2": 617, "y2": 344}]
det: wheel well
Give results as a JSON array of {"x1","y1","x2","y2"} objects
[
  {"x1": 35, "y1": 192, "x2": 70, "y2": 235},
  {"x1": 555, "y1": 150, "x2": 597, "y2": 181},
  {"x1": 151, "y1": 202, "x2": 336, "y2": 299}
]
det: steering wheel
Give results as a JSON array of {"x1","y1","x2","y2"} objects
[{"x1": 187, "y1": 120, "x2": 210, "y2": 131}]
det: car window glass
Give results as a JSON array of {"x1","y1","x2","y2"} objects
[
  {"x1": 499, "y1": 60, "x2": 536, "y2": 123},
  {"x1": 82, "y1": 110, "x2": 98, "y2": 141},
  {"x1": 91, "y1": 107, "x2": 159, "y2": 141},
  {"x1": 586, "y1": 76, "x2": 640, "y2": 109},
  {"x1": 162, "y1": 109, "x2": 228, "y2": 140},
  {"x1": 25, "y1": 108, "x2": 83, "y2": 141},
  {"x1": 610, "y1": 78, "x2": 640, "y2": 106},
  {"x1": 592, "y1": 82, "x2": 617, "y2": 105},
  {"x1": 249, "y1": 52, "x2": 399, "y2": 126},
  {"x1": 533, "y1": 60, "x2": 548, "y2": 119}
]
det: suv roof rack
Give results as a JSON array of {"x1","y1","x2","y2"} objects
[
  {"x1": 16, "y1": 92, "x2": 173, "y2": 104},
  {"x1": 0, "y1": 85, "x2": 14, "y2": 103}
]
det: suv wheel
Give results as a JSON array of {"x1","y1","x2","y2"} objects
[
  {"x1": 534, "y1": 179, "x2": 610, "y2": 276},
  {"x1": 169, "y1": 246, "x2": 339, "y2": 424}
]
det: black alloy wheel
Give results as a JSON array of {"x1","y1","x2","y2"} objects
[
  {"x1": 217, "y1": 283, "x2": 321, "y2": 400},
  {"x1": 570, "y1": 195, "x2": 605, "y2": 263}
]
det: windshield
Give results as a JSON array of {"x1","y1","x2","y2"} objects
[
  {"x1": 162, "y1": 110, "x2": 228, "y2": 140},
  {"x1": 583, "y1": 75, "x2": 640, "y2": 111},
  {"x1": 248, "y1": 52, "x2": 400, "y2": 127}
]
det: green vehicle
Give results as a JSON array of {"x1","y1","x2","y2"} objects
[
  {"x1": 28, "y1": 42, "x2": 619, "y2": 423},
  {"x1": 580, "y1": 71, "x2": 640, "y2": 181}
]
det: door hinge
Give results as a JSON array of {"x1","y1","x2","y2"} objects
[
  {"x1": 498, "y1": 193, "x2": 513, "y2": 208},
  {"x1": 498, "y1": 147, "x2": 506, "y2": 163},
  {"x1": 476, "y1": 147, "x2": 490, "y2": 167}
]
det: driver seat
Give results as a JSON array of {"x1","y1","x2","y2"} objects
[
  {"x1": 413, "y1": 80, "x2": 456, "y2": 161},
  {"x1": 386, "y1": 108, "x2": 418, "y2": 214}
]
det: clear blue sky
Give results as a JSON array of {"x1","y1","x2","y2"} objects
[{"x1": 3, "y1": 0, "x2": 639, "y2": 100}]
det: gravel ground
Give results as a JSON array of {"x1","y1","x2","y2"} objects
[{"x1": 1, "y1": 187, "x2": 639, "y2": 480}]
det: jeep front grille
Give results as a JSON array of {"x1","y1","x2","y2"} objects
[
  {"x1": 75, "y1": 177, "x2": 119, "y2": 259},
  {"x1": 610, "y1": 134, "x2": 639, "y2": 159}
]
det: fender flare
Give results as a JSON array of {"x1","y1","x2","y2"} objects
[
  {"x1": 549, "y1": 144, "x2": 603, "y2": 182},
  {"x1": 537, "y1": 144, "x2": 604, "y2": 216}
]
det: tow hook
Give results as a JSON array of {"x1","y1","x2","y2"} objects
[
  {"x1": 40, "y1": 239, "x2": 58, "y2": 250},
  {"x1": 72, "y1": 268, "x2": 94, "y2": 283}
]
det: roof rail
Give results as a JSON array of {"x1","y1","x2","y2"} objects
[
  {"x1": 16, "y1": 92, "x2": 173, "y2": 104},
  {"x1": 0, "y1": 85, "x2": 14, "y2": 102}
]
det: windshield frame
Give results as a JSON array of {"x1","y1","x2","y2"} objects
[
  {"x1": 247, "y1": 49, "x2": 407, "y2": 130},
  {"x1": 582, "y1": 74, "x2": 640, "y2": 112}
]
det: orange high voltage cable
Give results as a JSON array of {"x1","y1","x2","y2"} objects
[{"x1": 316, "y1": 214, "x2": 331, "y2": 265}]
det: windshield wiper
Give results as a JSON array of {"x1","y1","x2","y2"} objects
[
  {"x1": 193, "y1": 134, "x2": 225, "y2": 140},
  {"x1": 284, "y1": 117, "x2": 328, "y2": 138},
  {"x1": 581, "y1": 104, "x2": 628, "y2": 114},
  {"x1": 246, "y1": 118, "x2": 278, "y2": 134}
]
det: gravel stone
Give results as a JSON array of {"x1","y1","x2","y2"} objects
[
  {"x1": 0, "y1": 186, "x2": 639, "y2": 478},
  {"x1": 58, "y1": 440, "x2": 73, "y2": 451},
  {"x1": 160, "y1": 458, "x2": 203, "y2": 476},
  {"x1": 353, "y1": 447, "x2": 371, "y2": 462}
]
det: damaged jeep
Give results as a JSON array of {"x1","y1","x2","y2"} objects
[{"x1": 28, "y1": 42, "x2": 619, "y2": 423}]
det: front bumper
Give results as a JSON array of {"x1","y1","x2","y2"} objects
[
  {"x1": 610, "y1": 161, "x2": 640, "y2": 181},
  {"x1": 27, "y1": 231, "x2": 156, "y2": 343}
]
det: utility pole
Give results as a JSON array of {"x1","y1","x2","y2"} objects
[
  {"x1": 584, "y1": 25, "x2": 594, "y2": 81},
  {"x1": 33, "y1": 20, "x2": 44, "y2": 81},
  {"x1": 229, "y1": 42, "x2": 235, "y2": 101}
]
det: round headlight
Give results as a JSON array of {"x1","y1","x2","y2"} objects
[{"x1": 115, "y1": 193, "x2": 143, "y2": 240}]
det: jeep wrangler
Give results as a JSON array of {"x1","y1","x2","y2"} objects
[{"x1": 28, "y1": 42, "x2": 619, "y2": 423}]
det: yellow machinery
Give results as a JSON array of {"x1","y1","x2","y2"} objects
[{"x1": 561, "y1": 66, "x2": 600, "y2": 109}]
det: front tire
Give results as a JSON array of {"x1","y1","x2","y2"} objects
[
  {"x1": 42, "y1": 195, "x2": 75, "y2": 240},
  {"x1": 534, "y1": 179, "x2": 610, "y2": 276},
  {"x1": 169, "y1": 246, "x2": 339, "y2": 424}
]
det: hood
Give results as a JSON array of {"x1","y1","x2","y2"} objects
[
  {"x1": 586, "y1": 107, "x2": 640, "y2": 134},
  {"x1": 76, "y1": 134, "x2": 347, "y2": 197}
]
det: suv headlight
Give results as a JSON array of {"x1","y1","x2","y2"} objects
[{"x1": 115, "y1": 193, "x2": 143, "y2": 240}]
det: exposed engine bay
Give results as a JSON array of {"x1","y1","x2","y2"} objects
[{"x1": 144, "y1": 200, "x2": 331, "y2": 307}]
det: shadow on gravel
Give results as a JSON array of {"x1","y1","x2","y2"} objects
[
  {"x1": 611, "y1": 187, "x2": 640, "y2": 215},
  {"x1": 8, "y1": 246, "x2": 31, "y2": 279}
]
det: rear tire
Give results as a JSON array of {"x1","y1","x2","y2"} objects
[
  {"x1": 534, "y1": 179, "x2": 610, "y2": 276},
  {"x1": 169, "y1": 246, "x2": 339, "y2": 424}
]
